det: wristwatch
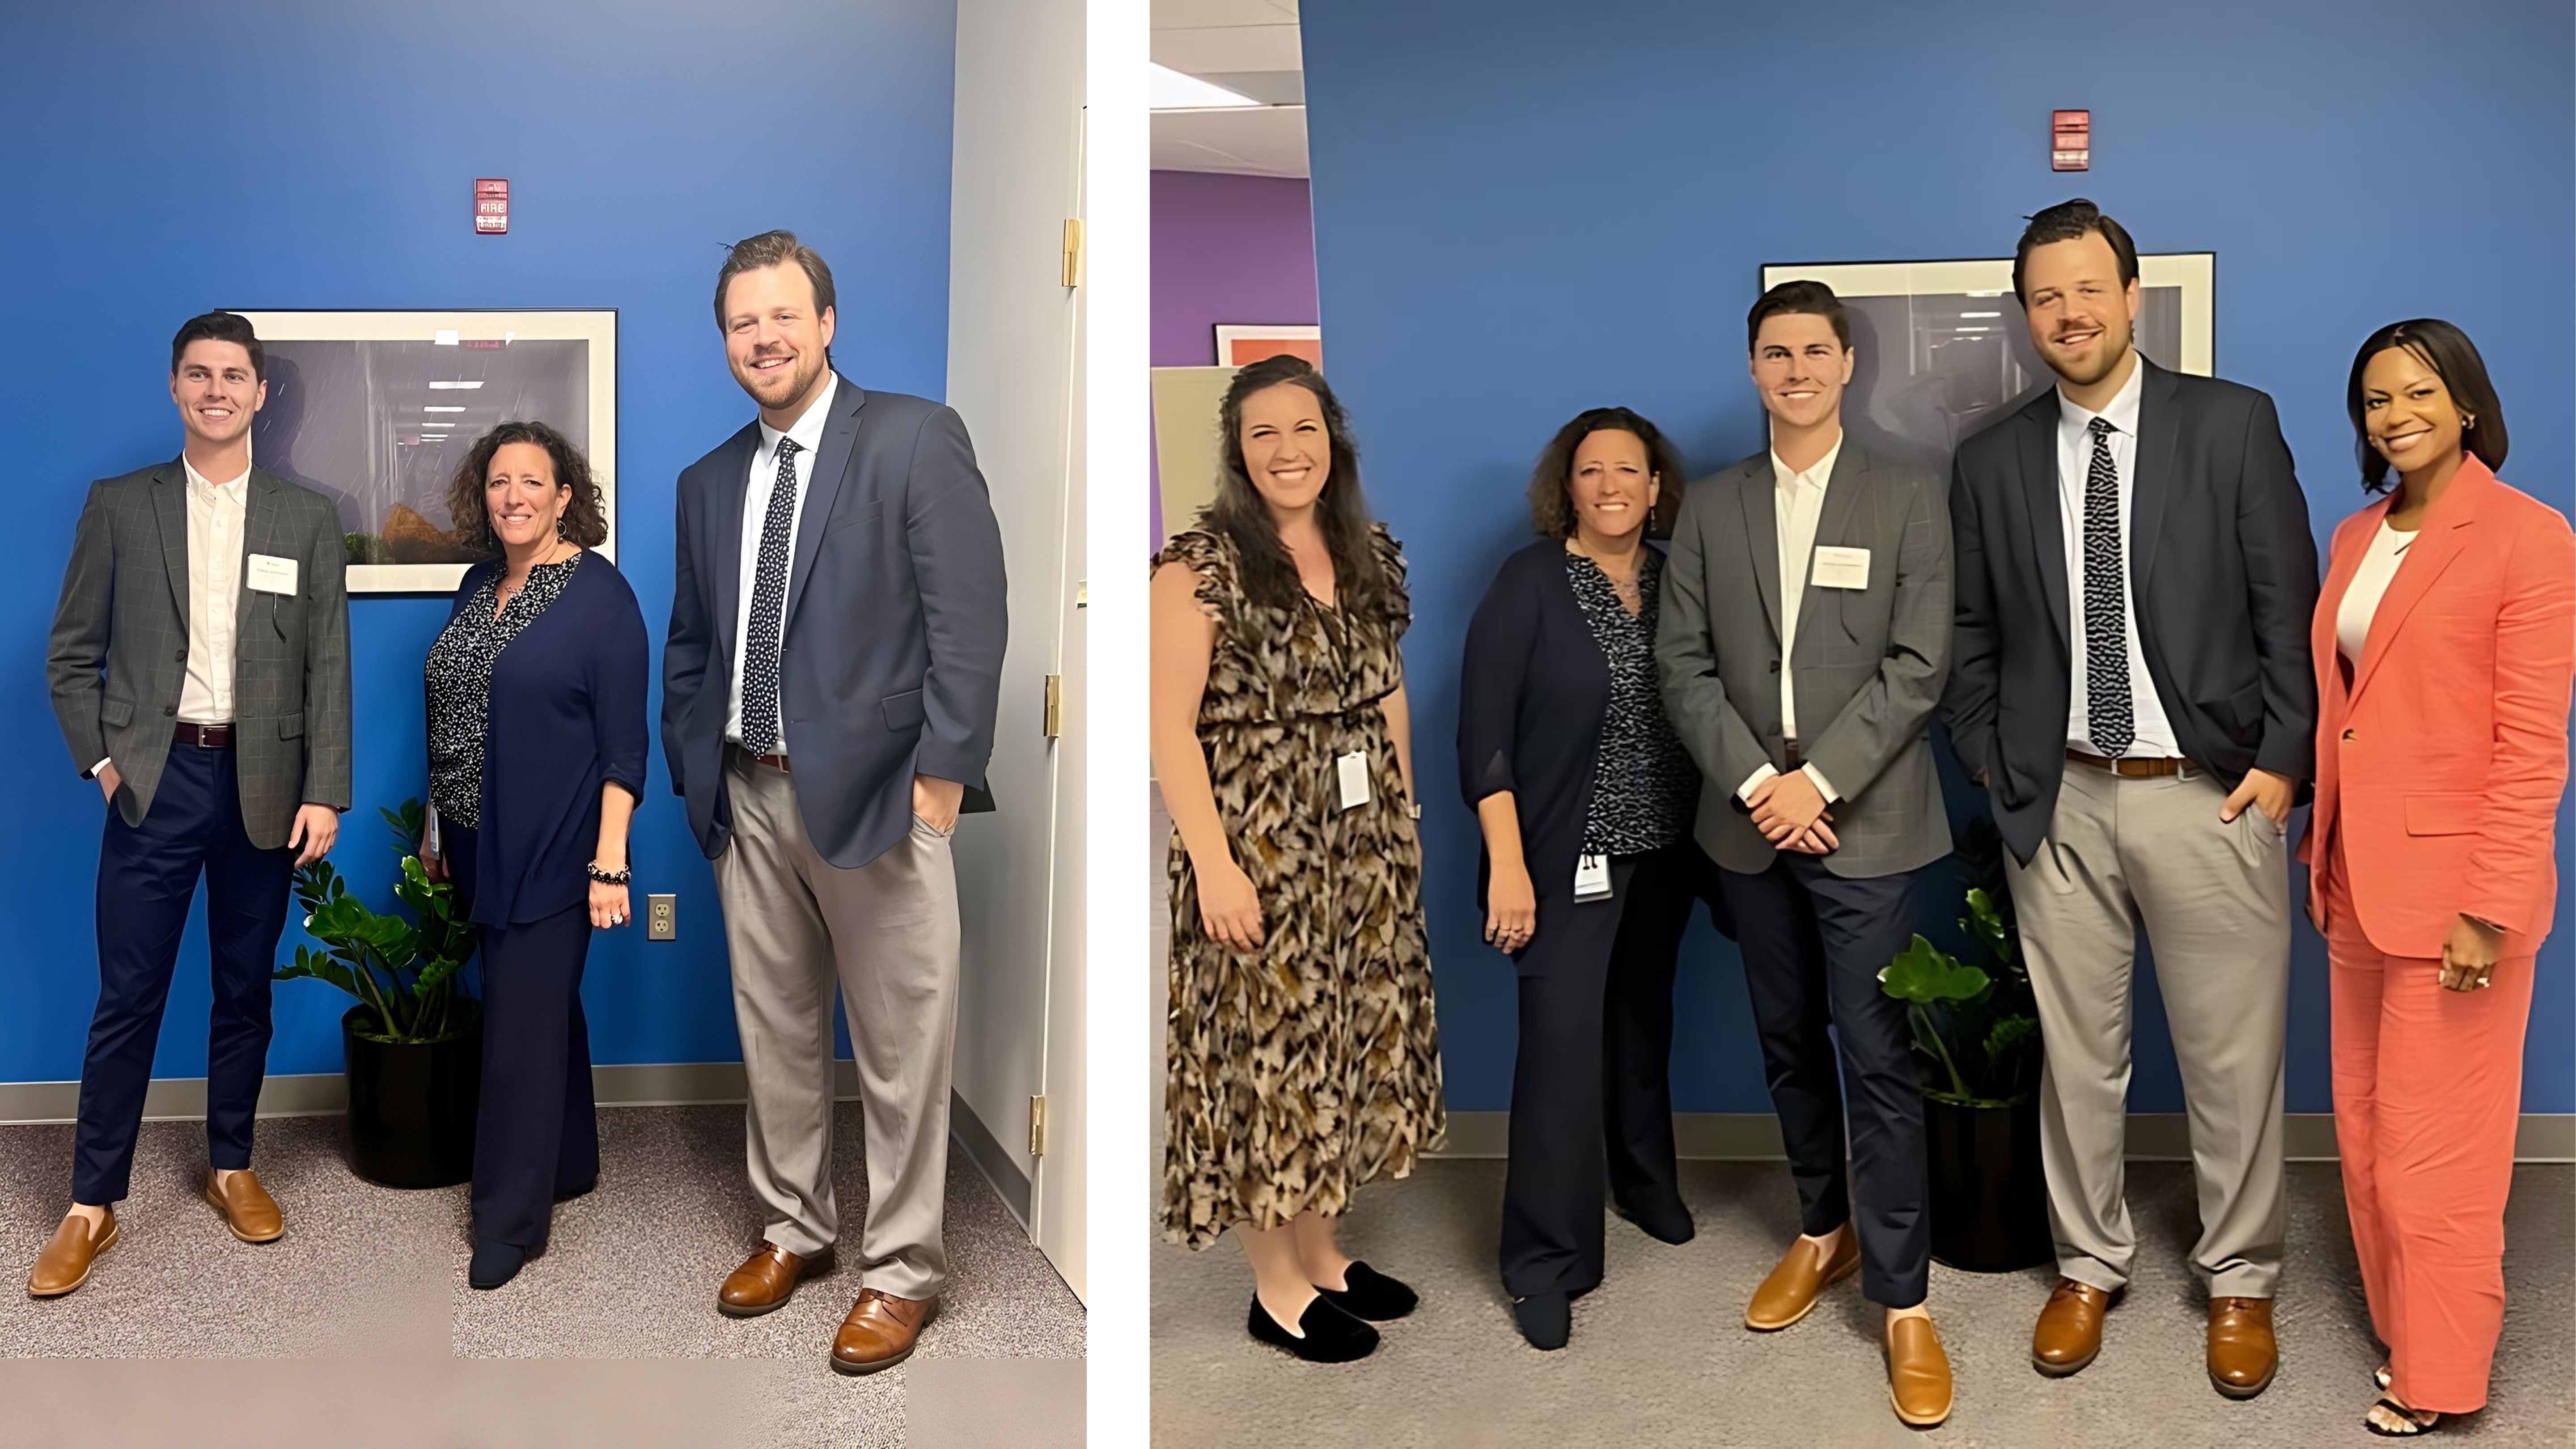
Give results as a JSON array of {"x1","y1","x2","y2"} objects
[{"x1": 1406, "y1": 801, "x2": 1422, "y2": 820}]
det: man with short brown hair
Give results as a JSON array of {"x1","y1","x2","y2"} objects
[
  {"x1": 35, "y1": 311, "x2": 352, "y2": 1297},
  {"x1": 665, "y1": 231, "x2": 1006, "y2": 1375}
]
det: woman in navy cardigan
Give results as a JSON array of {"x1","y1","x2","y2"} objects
[
  {"x1": 421, "y1": 420, "x2": 649, "y2": 1291},
  {"x1": 1457, "y1": 407, "x2": 1720, "y2": 1350}
]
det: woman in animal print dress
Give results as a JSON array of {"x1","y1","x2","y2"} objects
[{"x1": 1149, "y1": 355, "x2": 1445, "y2": 1364}]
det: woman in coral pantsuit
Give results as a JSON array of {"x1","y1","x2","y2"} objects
[{"x1": 2303, "y1": 319, "x2": 2575, "y2": 1437}]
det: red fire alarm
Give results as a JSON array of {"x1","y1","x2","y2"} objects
[
  {"x1": 2052, "y1": 110, "x2": 2090, "y2": 172},
  {"x1": 474, "y1": 178, "x2": 509, "y2": 234}
]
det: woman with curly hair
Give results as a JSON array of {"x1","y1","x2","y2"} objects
[
  {"x1": 418, "y1": 420, "x2": 648, "y2": 1290},
  {"x1": 1457, "y1": 406, "x2": 1709, "y2": 1349},
  {"x1": 1149, "y1": 355, "x2": 1445, "y2": 1362}
]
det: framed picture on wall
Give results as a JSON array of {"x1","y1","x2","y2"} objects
[
  {"x1": 232, "y1": 309, "x2": 618, "y2": 594},
  {"x1": 1212, "y1": 323, "x2": 1321, "y2": 369},
  {"x1": 1757, "y1": 254, "x2": 2212, "y2": 477}
]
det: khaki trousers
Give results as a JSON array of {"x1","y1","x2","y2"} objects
[
  {"x1": 715, "y1": 750, "x2": 961, "y2": 1299},
  {"x1": 2004, "y1": 763, "x2": 2290, "y2": 1299}
]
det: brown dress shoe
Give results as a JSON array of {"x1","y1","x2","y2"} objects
[
  {"x1": 2207, "y1": 1296, "x2": 2278, "y2": 1399},
  {"x1": 205, "y1": 1169, "x2": 284, "y2": 1243},
  {"x1": 831, "y1": 1288, "x2": 938, "y2": 1375},
  {"x1": 718, "y1": 1241, "x2": 834, "y2": 1318},
  {"x1": 1886, "y1": 1316, "x2": 1954, "y2": 1428},
  {"x1": 2032, "y1": 1278, "x2": 2111, "y2": 1375},
  {"x1": 28, "y1": 1211, "x2": 118, "y2": 1297},
  {"x1": 1745, "y1": 1232, "x2": 1861, "y2": 1330}
]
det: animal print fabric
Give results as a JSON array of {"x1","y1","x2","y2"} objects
[{"x1": 1156, "y1": 524, "x2": 1447, "y2": 1249}]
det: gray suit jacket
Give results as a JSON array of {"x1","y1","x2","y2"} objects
[
  {"x1": 47, "y1": 461, "x2": 354, "y2": 849},
  {"x1": 1656, "y1": 441, "x2": 1952, "y2": 878},
  {"x1": 663, "y1": 378, "x2": 1007, "y2": 871}
]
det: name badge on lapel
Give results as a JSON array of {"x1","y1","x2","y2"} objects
[
  {"x1": 1335, "y1": 751, "x2": 1373, "y2": 811},
  {"x1": 245, "y1": 554, "x2": 299, "y2": 596},
  {"x1": 1810, "y1": 546, "x2": 1871, "y2": 590},
  {"x1": 1574, "y1": 853, "x2": 1612, "y2": 901}
]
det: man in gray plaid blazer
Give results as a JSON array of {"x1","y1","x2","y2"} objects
[{"x1": 30, "y1": 312, "x2": 352, "y2": 1298}]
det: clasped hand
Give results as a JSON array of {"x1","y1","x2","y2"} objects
[{"x1": 1749, "y1": 772, "x2": 1838, "y2": 855}]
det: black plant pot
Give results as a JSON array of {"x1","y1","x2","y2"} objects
[
  {"x1": 342, "y1": 1003, "x2": 481, "y2": 1188},
  {"x1": 1925, "y1": 1092, "x2": 2053, "y2": 1273}
]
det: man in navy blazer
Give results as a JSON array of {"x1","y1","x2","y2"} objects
[{"x1": 664, "y1": 231, "x2": 1005, "y2": 1375}]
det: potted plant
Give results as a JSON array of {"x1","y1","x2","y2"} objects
[
  {"x1": 272, "y1": 800, "x2": 482, "y2": 1188},
  {"x1": 1877, "y1": 818, "x2": 2052, "y2": 1271}
]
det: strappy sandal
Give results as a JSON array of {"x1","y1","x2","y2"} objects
[
  {"x1": 2376, "y1": 1363, "x2": 2393, "y2": 1391},
  {"x1": 2364, "y1": 1395, "x2": 2440, "y2": 1436}
]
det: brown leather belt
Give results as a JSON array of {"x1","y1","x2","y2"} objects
[
  {"x1": 729, "y1": 742, "x2": 791, "y2": 773},
  {"x1": 2064, "y1": 748, "x2": 2191, "y2": 779},
  {"x1": 174, "y1": 721, "x2": 233, "y2": 749}
]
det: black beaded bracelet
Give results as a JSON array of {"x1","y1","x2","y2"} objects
[{"x1": 586, "y1": 863, "x2": 632, "y2": 885}]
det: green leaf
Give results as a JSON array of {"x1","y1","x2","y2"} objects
[
  {"x1": 1985, "y1": 1013, "x2": 2039, "y2": 1059},
  {"x1": 1877, "y1": 935, "x2": 1991, "y2": 1005}
]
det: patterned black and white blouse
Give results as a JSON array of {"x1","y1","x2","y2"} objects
[
  {"x1": 426, "y1": 553, "x2": 583, "y2": 828},
  {"x1": 1566, "y1": 548, "x2": 1697, "y2": 856}
]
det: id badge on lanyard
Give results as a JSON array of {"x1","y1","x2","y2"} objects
[
  {"x1": 1336, "y1": 751, "x2": 1373, "y2": 811},
  {"x1": 1574, "y1": 852, "x2": 1612, "y2": 901}
]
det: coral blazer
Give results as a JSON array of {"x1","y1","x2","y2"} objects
[{"x1": 2301, "y1": 455, "x2": 2576, "y2": 956}]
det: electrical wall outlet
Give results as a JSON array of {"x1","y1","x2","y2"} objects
[{"x1": 646, "y1": 894, "x2": 677, "y2": 941}]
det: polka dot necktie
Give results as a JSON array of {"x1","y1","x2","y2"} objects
[
  {"x1": 2081, "y1": 416, "x2": 2135, "y2": 756},
  {"x1": 740, "y1": 437, "x2": 802, "y2": 756}
]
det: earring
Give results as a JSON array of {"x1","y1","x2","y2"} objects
[{"x1": 2461, "y1": 414, "x2": 2477, "y2": 432}]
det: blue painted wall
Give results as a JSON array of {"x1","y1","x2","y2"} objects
[
  {"x1": 0, "y1": 0, "x2": 958, "y2": 1083},
  {"x1": 1300, "y1": 0, "x2": 2576, "y2": 1113}
]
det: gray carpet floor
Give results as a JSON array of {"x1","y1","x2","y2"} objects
[
  {"x1": 1150, "y1": 1157, "x2": 2575, "y2": 1447},
  {"x1": 0, "y1": 1104, "x2": 1084, "y2": 1448}
]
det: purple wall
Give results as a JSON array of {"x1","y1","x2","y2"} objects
[{"x1": 1150, "y1": 170, "x2": 1318, "y2": 543}]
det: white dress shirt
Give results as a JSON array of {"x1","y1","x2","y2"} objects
[
  {"x1": 726, "y1": 372, "x2": 839, "y2": 747},
  {"x1": 179, "y1": 457, "x2": 250, "y2": 724},
  {"x1": 1737, "y1": 434, "x2": 1842, "y2": 805},
  {"x1": 2056, "y1": 358, "x2": 2182, "y2": 758},
  {"x1": 2336, "y1": 520, "x2": 2414, "y2": 661}
]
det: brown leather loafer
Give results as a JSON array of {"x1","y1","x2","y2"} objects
[
  {"x1": 28, "y1": 1211, "x2": 118, "y2": 1297},
  {"x1": 1886, "y1": 1316, "x2": 1954, "y2": 1428},
  {"x1": 718, "y1": 1241, "x2": 834, "y2": 1318},
  {"x1": 1745, "y1": 1232, "x2": 1861, "y2": 1330},
  {"x1": 205, "y1": 1169, "x2": 284, "y2": 1243},
  {"x1": 2207, "y1": 1296, "x2": 2278, "y2": 1399},
  {"x1": 830, "y1": 1288, "x2": 938, "y2": 1375},
  {"x1": 2032, "y1": 1278, "x2": 2111, "y2": 1375}
]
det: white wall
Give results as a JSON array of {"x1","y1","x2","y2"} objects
[{"x1": 944, "y1": 0, "x2": 1085, "y2": 1291}]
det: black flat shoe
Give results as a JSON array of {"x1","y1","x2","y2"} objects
[
  {"x1": 1614, "y1": 1196, "x2": 1696, "y2": 1246},
  {"x1": 1246, "y1": 1293, "x2": 1378, "y2": 1363},
  {"x1": 469, "y1": 1238, "x2": 529, "y2": 1290},
  {"x1": 1315, "y1": 1260, "x2": 1417, "y2": 1321},
  {"x1": 1513, "y1": 1292, "x2": 1572, "y2": 1350}
]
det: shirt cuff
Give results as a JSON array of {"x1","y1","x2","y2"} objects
[
  {"x1": 1801, "y1": 762, "x2": 1839, "y2": 804},
  {"x1": 89, "y1": 757, "x2": 111, "y2": 780},
  {"x1": 1737, "y1": 763, "x2": 1778, "y2": 803}
]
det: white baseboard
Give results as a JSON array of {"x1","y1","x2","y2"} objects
[
  {"x1": 0, "y1": 1065, "x2": 1038, "y2": 1219},
  {"x1": 1424, "y1": 1110, "x2": 2576, "y2": 1164}
]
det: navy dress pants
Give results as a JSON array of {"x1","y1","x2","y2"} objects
[
  {"x1": 1500, "y1": 845, "x2": 1698, "y2": 1298},
  {"x1": 1718, "y1": 852, "x2": 1930, "y2": 1308},
  {"x1": 448, "y1": 824, "x2": 599, "y2": 1249},
  {"x1": 75, "y1": 741, "x2": 292, "y2": 1205}
]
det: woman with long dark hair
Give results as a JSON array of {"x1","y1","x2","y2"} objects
[
  {"x1": 419, "y1": 419, "x2": 649, "y2": 1291},
  {"x1": 1149, "y1": 355, "x2": 1445, "y2": 1362},
  {"x1": 1457, "y1": 407, "x2": 1709, "y2": 1349},
  {"x1": 2303, "y1": 320, "x2": 2572, "y2": 1436}
]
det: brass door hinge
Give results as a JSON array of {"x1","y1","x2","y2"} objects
[
  {"x1": 1042, "y1": 674, "x2": 1063, "y2": 738},
  {"x1": 1029, "y1": 1094, "x2": 1047, "y2": 1157},
  {"x1": 1061, "y1": 220, "x2": 1084, "y2": 288}
]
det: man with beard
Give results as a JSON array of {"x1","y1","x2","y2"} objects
[
  {"x1": 664, "y1": 231, "x2": 1005, "y2": 1374},
  {"x1": 1941, "y1": 200, "x2": 2317, "y2": 1398},
  {"x1": 36, "y1": 311, "x2": 351, "y2": 1296}
]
